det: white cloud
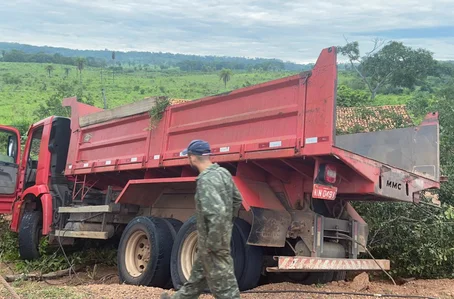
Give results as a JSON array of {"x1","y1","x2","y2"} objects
[{"x1": 0, "y1": 0, "x2": 453, "y2": 63}]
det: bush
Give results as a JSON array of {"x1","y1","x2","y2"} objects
[
  {"x1": 2, "y1": 73, "x2": 22, "y2": 85},
  {"x1": 337, "y1": 85, "x2": 370, "y2": 107},
  {"x1": 354, "y1": 201, "x2": 454, "y2": 278}
]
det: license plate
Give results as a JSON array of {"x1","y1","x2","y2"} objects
[{"x1": 312, "y1": 184, "x2": 337, "y2": 200}]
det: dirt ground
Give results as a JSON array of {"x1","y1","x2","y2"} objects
[{"x1": 1, "y1": 265, "x2": 453, "y2": 299}]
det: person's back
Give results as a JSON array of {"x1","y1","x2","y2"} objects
[{"x1": 195, "y1": 164, "x2": 237, "y2": 253}]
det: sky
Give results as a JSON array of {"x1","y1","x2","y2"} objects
[{"x1": 0, "y1": 0, "x2": 453, "y2": 64}]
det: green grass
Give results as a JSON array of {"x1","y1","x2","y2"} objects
[{"x1": 0, "y1": 62, "x2": 295, "y2": 125}]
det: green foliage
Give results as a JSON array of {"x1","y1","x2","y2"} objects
[
  {"x1": 149, "y1": 96, "x2": 171, "y2": 128},
  {"x1": 2, "y1": 73, "x2": 22, "y2": 84},
  {"x1": 336, "y1": 85, "x2": 370, "y2": 107},
  {"x1": 0, "y1": 216, "x2": 20, "y2": 261},
  {"x1": 76, "y1": 57, "x2": 85, "y2": 83},
  {"x1": 354, "y1": 201, "x2": 454, "y2": 278},
  {"x1": 45, "y1": 64, "x2": 55, "y2": 78},
  {"x1": 219, "y1": 68, "x2": 233, "y2": 88},
  {"x1": 34, "y1": 81, "x2": 94, "y2": 119},
  {"x1": 339, "y1": 41, "x2": 437, "y2": 99},
  {"x1": 0, "y1": 59, "x2": 293, "y2": 124},
  {"x1": 0, "y1": 49, "x2": 105, "y2": 68}
]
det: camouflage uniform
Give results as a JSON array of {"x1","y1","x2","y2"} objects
[{"x1": 172, "y1": 163, "x2": 243, "y2": 299}]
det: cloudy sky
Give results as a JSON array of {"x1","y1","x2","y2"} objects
[{"x1": 1, "y1": 0, "x2": 453, "y2": 63}]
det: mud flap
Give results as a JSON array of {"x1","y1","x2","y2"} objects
[{"x1": 247, "y1": 207, "x2": 291, "y2": 247}]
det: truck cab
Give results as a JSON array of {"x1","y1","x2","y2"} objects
[{"x1": 0, "y1": 117, "x2": 71, "y2": 259}]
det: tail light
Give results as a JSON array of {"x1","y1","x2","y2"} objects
[
  {"x1": 316, "y1": 163, "x2": 337, "y2": 185},
  {"x1": 324, "y1": 164, "x2": 337, "y2": 184}
]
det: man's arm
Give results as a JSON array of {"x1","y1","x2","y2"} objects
[
  {"x1": 232, "y1": 182, "x2": 243, "y2": 218},
  {"x1": 198, "y1": 179, "x2": 225, "y2": 250}
]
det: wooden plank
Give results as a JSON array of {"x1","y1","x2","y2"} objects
[
  {"x1": 58, "y1": 205, "x2": 112, "y2": 213},
  {"x1": 54, "y1": 230, "x2": 109, "y2": 239},
  {"x1": 79, "y1": 97, "x2": 159, "y2": 127}
]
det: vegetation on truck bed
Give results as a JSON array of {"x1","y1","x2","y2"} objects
[{"x1": 0, "y1": 40, "x2": 454, "y2": 279}]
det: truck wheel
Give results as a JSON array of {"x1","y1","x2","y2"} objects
[
  {"x1": 333, "y1": 271, "x2": 346, "y2": 281},
  {"x1": 162, "y1": 218, "x2": 183, "y2": 289},
  {"x1": 286, "y1": 271, "x2": 334, "y2": 285},
  {"x1": 170, "y1": 215, "x2": 244, "y2": 290},
  {"x1": 163, "y1": 218, "x2": 183, "y2": 239},
  {"x1": 19, "y1": 211, "x2": 42, "y2": 260},
  {"x1": 234, "y1": 218, "x2": 263, "y2": 291},
  {"x1": 118, "y1": 216, "x2": 173, "y2": 287}
]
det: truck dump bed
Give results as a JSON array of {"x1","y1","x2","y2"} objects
[{"x1": 63, "y1": 46, "x2": 440, "y2": 203}]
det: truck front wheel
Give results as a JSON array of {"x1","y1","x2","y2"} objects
[
  {"x1": 118, "y1": 216, "x2": 173, "y2": 287},
  {"x1": 19, "y1": 211, "x2": 42, "y2": 260}
]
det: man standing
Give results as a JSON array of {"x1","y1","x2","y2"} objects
[{"x1": 161, "y1": 140, "x2": 242, "y2": 299}]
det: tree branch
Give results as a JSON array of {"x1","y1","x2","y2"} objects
[{"x1": 366, "y1": 38, "x2": 386, "y2": 56}]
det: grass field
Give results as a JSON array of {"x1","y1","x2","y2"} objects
[{"x1": 0, "y1": 62, "x2": 298, "y2": 125}]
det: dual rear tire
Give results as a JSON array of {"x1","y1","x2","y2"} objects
[{"x1": 117, "y1": 216, "x2": 263, "y2": 291}]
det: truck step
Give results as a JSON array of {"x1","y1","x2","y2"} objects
[
  {"x1": 58, "y1": 205, "x2": 114, "y2": 214},
  {"x1": 54, "y1": 230, "x2": 109, "y2": 239}
]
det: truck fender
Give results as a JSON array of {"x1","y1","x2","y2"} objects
[
  {"x1": 40, "y1": 193, "x2": 53, "y2": 235},
  {"x1": 10, "y1": 185, "x2": 52, "y2": 235}
]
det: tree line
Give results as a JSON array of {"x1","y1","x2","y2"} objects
[
  {"x1": 0, "y1": 42, "x2": 314, "y2": 71},
  {"x1": 0, "y1": 50, "x2": 106, "y2": 68}
]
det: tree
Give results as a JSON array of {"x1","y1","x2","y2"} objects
[
  {"x1": 76, "y1": 57, "x2": 85, "y2": 84},
  {"x1": 64, "y1": 67, "x2": 71, "y2": 79},
  {"x1": 112, "y1": 51, "x2": 116, "y2": 84},
  {"x1": 45, "y1": 65, "x2": 54, "y2": 78},
  {"x1": 34, "y1": 81, "x2": 94, "y2": 119},
  {"x1": 219, "y1": 69, "x2": 232, "y2": 88},
  {"x1": 338, "y1": 40, "x2": 437, "y2": 99}
]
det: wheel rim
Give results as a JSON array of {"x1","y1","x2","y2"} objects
[
  {"x1": 180, "y1": 230, "x2": 198, "y2": 280},
  {"x1": 125, "y1": 230, "x2": 151, "y2": 277}
]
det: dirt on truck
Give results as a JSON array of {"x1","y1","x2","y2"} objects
[{"x1": 0, "y1": 46, "x2": 440, "y2": 292}]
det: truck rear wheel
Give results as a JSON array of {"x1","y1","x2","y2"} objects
[
  {"x1": 234, "y1": 218, "x2": 263, "y2": 291},
  {"x1": 19, "y1": 211, "x2": 42, "y2": 260},
  {"x1": 285, "y1": 271, "x2": 335, "y2": 285},
  {"x1": 162, "y1": 218, "x2": 184, "y2": 289},
  {"x1": 118, "y1": 216, "x2": 173, "y2": 287},
  {"x1": 333, "y1": 271, "x2": 347, "y2": 281},
  {"x1": 170, "y1": 215, "x2": 244, "y2": 290}
]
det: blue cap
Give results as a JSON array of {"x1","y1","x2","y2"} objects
[{"x1": 181, "y1": 140, "x2": 211, "y2": 156}]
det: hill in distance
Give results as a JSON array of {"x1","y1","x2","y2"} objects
[{"x1": 0, "y1": 42, "x2": 315, "y2": 72}]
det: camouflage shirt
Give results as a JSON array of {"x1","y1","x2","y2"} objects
[{"x1": 194, "y1": 163, "x2": 243, "y2": 252}]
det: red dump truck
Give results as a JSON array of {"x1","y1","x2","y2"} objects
[{"x1": 0, "y1": 46, "x2": 440, "y2": 290}]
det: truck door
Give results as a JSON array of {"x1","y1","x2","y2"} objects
[{"x1": 0, "y1": 126, "x2": 21, "y2": 213}]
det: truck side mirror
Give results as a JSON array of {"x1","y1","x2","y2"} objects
[{"x1": 7, "y1": 135, "x2": 17, "y2": 160}]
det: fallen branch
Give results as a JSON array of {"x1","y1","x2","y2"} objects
[
  {"x1": 0, "y1": 274, "x2": 20, "y2": 299},
  {"x1": 5, "y1": 266, "x2": 83, "y2": 283}
]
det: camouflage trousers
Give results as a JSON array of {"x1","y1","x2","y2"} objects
[{"x1": 171, "y1": 248, "x2": 240, "y2": 299}]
